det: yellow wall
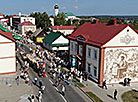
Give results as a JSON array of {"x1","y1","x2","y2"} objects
[{"x1": 36, "y1": 37, "x2": 44, "y2": 42}]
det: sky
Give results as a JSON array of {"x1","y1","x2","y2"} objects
[{"x1": 1, "y1": 0, "x2": 138, "y2": 16}]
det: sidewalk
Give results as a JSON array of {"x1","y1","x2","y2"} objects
[
  {"x1": 61, "y1": 67, "x2": 138, "y2": 102},
  {"x1": 79, "y1": 78, "x2": 138, "y2": 102},
  {"x1": 0, "y1": 55, "x2": 33, "y2": 102}
]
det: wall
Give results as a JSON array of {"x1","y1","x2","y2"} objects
[
  {"x1": 0, "y1": 57, "x2": 16, "y2": 73},
  {"x1": 20, "y1": 17, "x2": 35, "y2": 24},
  {"x1": 104, "y1": 47, "x2": 138, "y2": 84},
  {"x1": 0, "y1": 42, "x2": 16, "y2": 74},
  {"x1": 0, "y1": 43, "x2": 15, "y2": 57},
  {"x1": 86, "y1": 45, "x2": 100, "y2": 81},
  {"x1": 22, "y1": 25, "x2": 36, "y2": 35},
  {"x1": 103, "y1": 26, "x2": 138, "y2": 47},
  {"x1": 0, "y1": 35, "x2": 12, "y2": 42},
  {"x1": 70, "y1": 40, "x2": 78, "y2": 55},
  {"x1": 53, "y1": 36, "x2": 69, "y2": 44}
]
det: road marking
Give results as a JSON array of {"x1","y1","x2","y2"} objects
[
  {"x1": 48, "y1": 79, "x2": 67, "y2": 102},
  {"x1": 59, "y1": 93, "x2": 67, "y2": 102},
  {"x1": 49, "y1": 79, "x2": 54, "y2": 84},
  {"x1": 55, "y1": 87, "x2": 58, "y2": 91}
]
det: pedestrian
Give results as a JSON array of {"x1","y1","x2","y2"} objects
[
  {"x1": 114, "y1": 89, "x2": 118, "y2": 100},
  {"x1": 38, "y1": 90, "x2": 42, "y2": 102},
  {"x1": 127, "y1": 78, "x2": 131, "y2": 86},
  {"x1": 34, "y1": 77, "x2": 38, "y2": 84},
  {"x1": 20, "y1": 71, "x2": 24, "y2": 79},
  {"x1": 26, "y1": 77, "x2": 29, "y2": 84},
  {"x1": 15, "y1": 74, "x2": 19, "y2": 81},
  {"x1": 102, "y1": 80, "x2": 107, "y2": 89},
  {"x1": 41, "y1": 85, "x2": 45, "y2": 94},
  {"x1": 61, "y1": 85, "x2": 65, "y2": 96},
  {"x1": 124, "y1": 78, "x2": 127, "y2": 86},
  {"x1": 55, "y1": 79, "x2": 59, "y2": 87},
  {"x1": 30, "y1": 94, "x2": 35, "y2": 102},
  {"x1": 39, "y1": 80, "x2": 43, "y2": 88},
  {"x1": 80, "y1": 75, "x2": 83, "y2": 83}
]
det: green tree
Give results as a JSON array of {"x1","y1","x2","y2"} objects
[
  {"x1": 54, "y1": 13, "x2": 66, "y2": 26},
  {"x1": 30, "y1": 12, "x2": 51, "y2": 31},
  {"x1": 66, "y1": 19, "x2": 71, "y2": 26}
]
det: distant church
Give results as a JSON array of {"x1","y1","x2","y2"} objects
[
  {"x1": 54, "y1": 4, "x2": 59, "y2": 16},
  {"x1": 54, "y1": 4, "x2": 77, "y2": 21}
]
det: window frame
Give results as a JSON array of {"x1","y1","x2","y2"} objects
[{"x1": 88, "y1": 48, "x2": 91, "y2": 58}]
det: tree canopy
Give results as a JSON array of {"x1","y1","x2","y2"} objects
[
  {"x1": 30, "y1": 12, "x2": 51, "y2": 31},
  {"x1": 54, "y1": 13, "x2": 66, "y2": 26}
]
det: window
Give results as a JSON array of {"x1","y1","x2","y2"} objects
[
  {"x1": 75, "y1": 43, "x2": 77, "y2": 54},
  {"x1": 93, "y1": 49, "x2": 97, "y2": 60},
  {"x1": 88, "y1": 48, "x2": 91, "y2": 58},
  {"x1": 79, "y1": 45, "x2": 83, "y2": 56},
  {"x1": 88, "y1": 63, "x2": 91, "y2": 73},
  {"x1": 94, "y1": 66, "x2": 97, "y2": 77},
  {"x1": 70, "y1": 42, "x2": 73, "y2": 51}
]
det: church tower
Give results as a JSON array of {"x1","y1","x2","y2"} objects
[{"x1": 54, "y1": 4, "x2": 59, "y2": 16}]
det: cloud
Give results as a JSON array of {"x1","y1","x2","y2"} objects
[
  {"x1": 74, "y1": 6, "x2": 79, "y2": 9},
  {"x1": 75, "y1": 0, "x2": 78, "y2": 2},
  {"x1": 61, "y1": 6, "x2": 66, "y2": 10}
]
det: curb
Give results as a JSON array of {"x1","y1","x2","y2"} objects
[{"x1": 77, "y1": 85, "x2": 95, "y2": 102}]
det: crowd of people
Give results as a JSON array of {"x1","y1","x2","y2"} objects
[{"x1": 16, "y1": 34, "x2": 122, "y2": 101}]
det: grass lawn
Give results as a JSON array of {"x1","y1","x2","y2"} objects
[
  {"x1": 76, "y1": 81, "x2": 85, "y2": 87},
  {"x1": 86, "y1": 92, "x2": 103, "y2": 102},
  {"x1": 122, "y1": 91, "x2": 138, "y2": 102}
]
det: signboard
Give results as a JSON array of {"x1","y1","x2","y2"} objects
[
  {"x1": 77, "y1": 35, "x2": 86, "y2": 42},
  {"x1": 72, "y1": 58, "x2": 76, "y2": 66}
]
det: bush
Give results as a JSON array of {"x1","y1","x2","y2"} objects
[{"x1": 86, "y1": 92, "x2": 103, "y2": 102}]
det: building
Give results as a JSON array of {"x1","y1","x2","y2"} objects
[
  {"x1": 18, "y1": 21, "x2": 36, "y2": 36},
  {"x1": 43, "y1": 32, "x2": 69, "y2": 51},
  {"x1": 68, "y1": 21, "x2": 138, "y2": 85},
  {"x1": 0, "y1": 13, "x2": 9, "y2": 25},
  {"x1": 33, "y1": 29, "x2": 47, "y2": 43},
  {"x1": 52, "y1": 26, "x2": 76, "y2": 36},
  {"x1": 49, "y1": 16, "x2": 54, "y2": 26},
  {"x1": 0, "y1": 30, "x2": 16, "y2": 74},
  {"x1": 64, "y1": 12, "x2": 77, "y2": 21},
  {"x1": 9, "y1": 14, "x2": 35, "y2": 30}
]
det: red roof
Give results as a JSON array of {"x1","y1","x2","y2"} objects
[
  {"x1": 9, "y1": 15, "x2": 19, "y2": 17},
  {"x1": 0, "y1": 30, "x2": 15, "y2": 42},
  {"x1": 0, "y1": 13, "x2": 3, "y2": 16},
  {"x1": 68, "y1": 22, "x2": 134, "y2": 47},
  {"x1": 52, "y1": 26, "x2": 76, "y2": 30},
  {"x1": 18, "y1": 21, "x2": 35, "y2": 26}
]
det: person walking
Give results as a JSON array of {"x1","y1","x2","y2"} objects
[
  {"x1": 39, "y1": 80, "x2": 43, "y2": 88},
  {"x1": 102, "y1": 80, "x2": 107, "y2": 89},
  {"x1": 80, "y1": 75, "x2": 83, "y2": 83},
  {"x1": 114, "y1": 89, "x2": 118, "y2": 100},
  {"x1": 61, "y1": 85, "x2": 65, "y2": 96},
  {"x1": 34, "y1": 77, "x2": 38, "y2": 85},
  {"x1": 31, "y1": 94, "x2": 35, "y2": 102},
  {"x1": 37, "y1": 90, "x2": 42, "y2": 102},
  {"x1": 41, "y1": 85, "x2": 45, "y2": 94}
]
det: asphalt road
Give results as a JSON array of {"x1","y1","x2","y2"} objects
[{"x1": 17, "y1": 43, "x2": 91, "y2": 102}]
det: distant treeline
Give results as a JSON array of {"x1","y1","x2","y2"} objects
[{"x1": 77, "y1": 15, "x2": 138, "y2": 19}]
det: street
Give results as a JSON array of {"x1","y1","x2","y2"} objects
[{"x1": 18, "y1": 43, "x2": 91, "y2": 102}]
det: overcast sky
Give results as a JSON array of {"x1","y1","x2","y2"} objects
[{"x1": 1, "y1": 0, "x2": 138, "y2": 16}]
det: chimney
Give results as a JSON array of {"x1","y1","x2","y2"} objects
[
  {"x1": 96, "y1": 19, "x2": 99, "y2": 24},
  {"x1": 114, "y1": 19, "x2": 117, "y2": 25}
]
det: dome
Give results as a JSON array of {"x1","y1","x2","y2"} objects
[{"x1": 54, "y1": 4, "x2": 59, "y2": 9}]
